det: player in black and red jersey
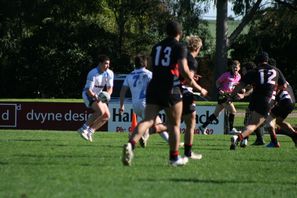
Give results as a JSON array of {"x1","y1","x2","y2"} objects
[
  {"x1": 122, "y1": 21, "x2": 204, "y2": 166},
  {"x1": 229, "y1": 52, "x2": 287, "y2": 150}
]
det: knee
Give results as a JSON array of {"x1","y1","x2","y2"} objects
[{"x1": 102, "y1": 111, "x2": 110, "y2": 120}]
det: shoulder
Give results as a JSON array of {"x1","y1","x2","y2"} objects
[
  {"x1": 87, "y1": 67, "x2": 98, "y2": 76},
  {"x1": 106, "y1": 69, "x2": 114, "y2": 76}
]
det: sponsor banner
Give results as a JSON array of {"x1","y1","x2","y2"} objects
[
  {"x1": 0, "y1": 102, "x2": 107, "y2": 131},
  {"x1": 0, "y1": 101, "x2": 225, "y2": 134},
  {"x1": 108, "y1": 102, "x2": 225, "y2": 134}
]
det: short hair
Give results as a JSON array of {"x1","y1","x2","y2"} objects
[
  {"x1": 232, "y1": 60, "x2": 240, "y2": 67},
  {"x1": 269, "y1": 58, "x2": 277, "y2": 66},
  {"x1": 186, "y1": 36, "x2": 202, "y2": 52},
  {"x1": 255, "y1": 51, "x2": 269, "y2": 64},
  {"x1": 98, "y1": 54, "x2": 110, "y2": 64},
  {"x1": 166, "y1": 20, "x2": 182, "y2": 37},
  {"x1": 134, "y1": 54, "x2": 147, "y2": 69},
  {"x1": 242, "y1": 61, "x2": 256, "y2": 71}
]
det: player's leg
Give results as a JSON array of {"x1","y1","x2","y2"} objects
[
  {"x1": 183, "y1": 111, "x2": 202, "y2": 159},
  {"x1": 154, "y1": 116, "x2": 169, "y2": 143},
  {"x1": 226, "y1": 102, "x2": 239, "y2": 133},
  {"x1": 84, "y1": 101, "x2": 110, "y2": 141},
  {"x1": 122, "y1": 104, "x2": 159, "y2": 166},
  {"x1": 134, "y1": 102, "x2": 150, "y2": 148},
  {"x1": 230, "y1": 111, "x2": 266, "y2": 150},
  {"x1": 164, "y1": 101, "x2": 188, "y2": 166},
  {"x1": 199, "y1": 104, "x2": 223, "y2": 134},
  {"x1": 265, "y1": 115, "x2": 280, "y2": 148},
  {"x1": 78, "y1": 94, "x2": 101, "y2": 141}
]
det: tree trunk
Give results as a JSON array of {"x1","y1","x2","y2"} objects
[
  {"x1": 214, "y1": 0, "x2": 228, "y2": 99},
  {"x1": 228, "y1": 0, "x2": 262, "y2": 48}
]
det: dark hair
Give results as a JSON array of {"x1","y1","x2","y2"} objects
[
  {"x1": 242, "y1": 61, "x2": 256, "y2": 71},
  {"x1": 98, "y1": 54, "x2": 110, "y2": 64},
  {"x1": 134, "y1": 54, "x2": 147, "y2": 69},
  {"x1": 269, "y1": 58, "x2": 277, "y2": 66},
  {"x1": 166, "y1": 20, "x2": 182, "y2": 37},
  {"x1": 255, "y1": 51, "x2": 269, "y2": 64}
]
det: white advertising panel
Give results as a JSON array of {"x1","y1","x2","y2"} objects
[{"x1": 108, "y1": 101, "x2": 225, "y2": 134}]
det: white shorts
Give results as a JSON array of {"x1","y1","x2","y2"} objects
[
  {"x1": 133, "y1": 101, "x2": 146, "y2": 119},
  {"x1": 82, "y1": 91, "x2": 93, "y2": 108}
]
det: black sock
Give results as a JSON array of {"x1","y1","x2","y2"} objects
[
  {"x1": 184, "y1": 144, "x2": 192, "y2": 157},
  {"x1": 254, "y1": 128, "x2": 264, "y2": 140},
  {"x1": 229, "y1": 114, "x2": 235, "y2": 130},
  {"x1": 267, "y1": 127, "x2": 278, "y2": 143},
  {"x1": 170, "y1": 150, "x2": 179, "y2": 161},
  {"x1": 202, "y1": 114, "x2": 217, "y2": 128}
]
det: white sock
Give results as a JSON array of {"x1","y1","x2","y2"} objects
[
  {"x1": 88, "y1": 128, "x2": 95, "y2": 134},
  {"x1": 159, "y1": 132, "x2": 169, "y2": 143},
  {"x1": 82, "y1": 124, "x2": 89, "y2": 130}
]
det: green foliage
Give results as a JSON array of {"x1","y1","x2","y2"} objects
[
  {"x1": 230, "y1": 6, "x2": 297, "y2": 94},
  {"x1": 0, "y1": 0, "x2": 212, "y2": 98},
  {"x1": 0, "y1": 130, "x2": 297, "y2": 197}
]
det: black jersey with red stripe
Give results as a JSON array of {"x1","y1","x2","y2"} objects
[
  {"x1": 241, "y1": 64, "x2": 286, "y2": 100},
  {"x1": 150, "y1": 37, "x2": 187, "y2": 92}
]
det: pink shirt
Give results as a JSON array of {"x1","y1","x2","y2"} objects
[{"x1": 216, "y1": 72, "x2": 241, "y2": 93}]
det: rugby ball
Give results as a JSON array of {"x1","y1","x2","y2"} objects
[{"x1": 98, "y1": 91, "x2": 111, "y2": 103}]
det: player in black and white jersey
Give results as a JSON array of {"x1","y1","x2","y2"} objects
[
  {"x1": 122, "y1": 21, "x2": 204, "y2": 166},
  {"x1": 266, "y1": 82, "x2": 297, "y2": 147},
  {"x1": 180, "y1": 35, "x2": 207, "y2": 159},
  {"x1": 229, "y1": 52, "x2": 287, "y2": 150}
]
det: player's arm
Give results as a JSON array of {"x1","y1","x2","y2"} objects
[
  {"x1": 230, "y1": 81, "x2": 247, "y2": 100},
  {"x1": 119, "y1": 86, "x2": 129, "y2": 113},
  {"x1": 85, "y1": 76, "x2": 99, "y2": 102},
  {"x1": 106, "y1": 86, "x2": 113, "y2": 96},
  {"x1": 179, "y1": 58, "x2": 207, "y2": 96},
  {"x1": 237, "y1": 86, "x2": 253, "y2": 100},
  {"x1": 277, "y1": 68, "x2": 288, "y2": 90}
]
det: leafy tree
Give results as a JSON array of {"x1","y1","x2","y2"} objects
[{"x1": 231, "y1": 5, "x2": 297, "y2": 94}]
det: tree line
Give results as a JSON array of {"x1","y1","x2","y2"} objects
[{"x1": 0, "y1": 0, "x2": 296, "y2": 98}]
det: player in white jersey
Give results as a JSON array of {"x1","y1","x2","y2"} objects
[
  {"x1": 119, "y1": 54, "x2": 169, "y2": 147},
  {"x1": 78, "y1": 54, "x2": 114, "y2": 142}
]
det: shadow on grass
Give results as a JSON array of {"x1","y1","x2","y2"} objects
[
  {"x1": 0, "y1": 139, "x2": 51, "y2": 142},
  {"x1": 144, "y1": 178, "x2": 297, "y2": 186}
]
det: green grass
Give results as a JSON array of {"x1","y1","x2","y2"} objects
[{"x1": 0, "y1": 130, "x2": 296, "y2": 198}]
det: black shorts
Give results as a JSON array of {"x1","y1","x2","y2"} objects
[
  {"x1": 182, "y1": 92, "x2": 196, "y2": 115},
  {"x1": 146, "y1": 86, "x2": 182, "y2": 108},
  {"x1": 271, "y1": 100, "x2": 294, "y2": 119},
  {"x1": 217, "y1": 93, "x2": 230, "y2": 105},
  {"x1": 249, "y1": 96, "x2": 273, "y2": 117}
]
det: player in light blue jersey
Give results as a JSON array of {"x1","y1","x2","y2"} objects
[
  {"x1": 78, "y1": 54, "x2": 114, "y2": 142},
  {"x1": 119, "y1": 54, "x2": 169, "y2": 147}
]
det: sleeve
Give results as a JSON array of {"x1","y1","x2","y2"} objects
[
  {"x1": 85, "y1": 70, "x2": 95, "y2": 89},
  {"x1": 276, "y1": 68, "x2": 287, "y2": 86},
  {"x1": 176, "y1": 43, "x2": 187, "y2": 60},
  {"x1": 123, "y1": 75, "x2": 129, "y2": 87},
  {"x1": 217, "y1": 72, "x2": 226, "y2": 84},
  {"x1": 107, "y1": 70, "x2": 114, "y2": 87}
]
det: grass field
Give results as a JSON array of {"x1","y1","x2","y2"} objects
[{"x1": 0, "y1": 130, "x2": 296, "y2": 198}]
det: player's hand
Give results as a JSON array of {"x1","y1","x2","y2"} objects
[
  {"x1": 119, "y1": 107, "x2": 124, "y2": 114},
  {"x1": 194, "y1": 74, "x2": 202, "y2": 81},
  {"x1": 200, "y1": 88, "x2": 208, "y2": 96},
  {"x1": 219, "y1": 90, "x2": 224, "y2": 95},
  {"x1": 236, "y1": 93, "x2": 245, "y2": 100}
]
